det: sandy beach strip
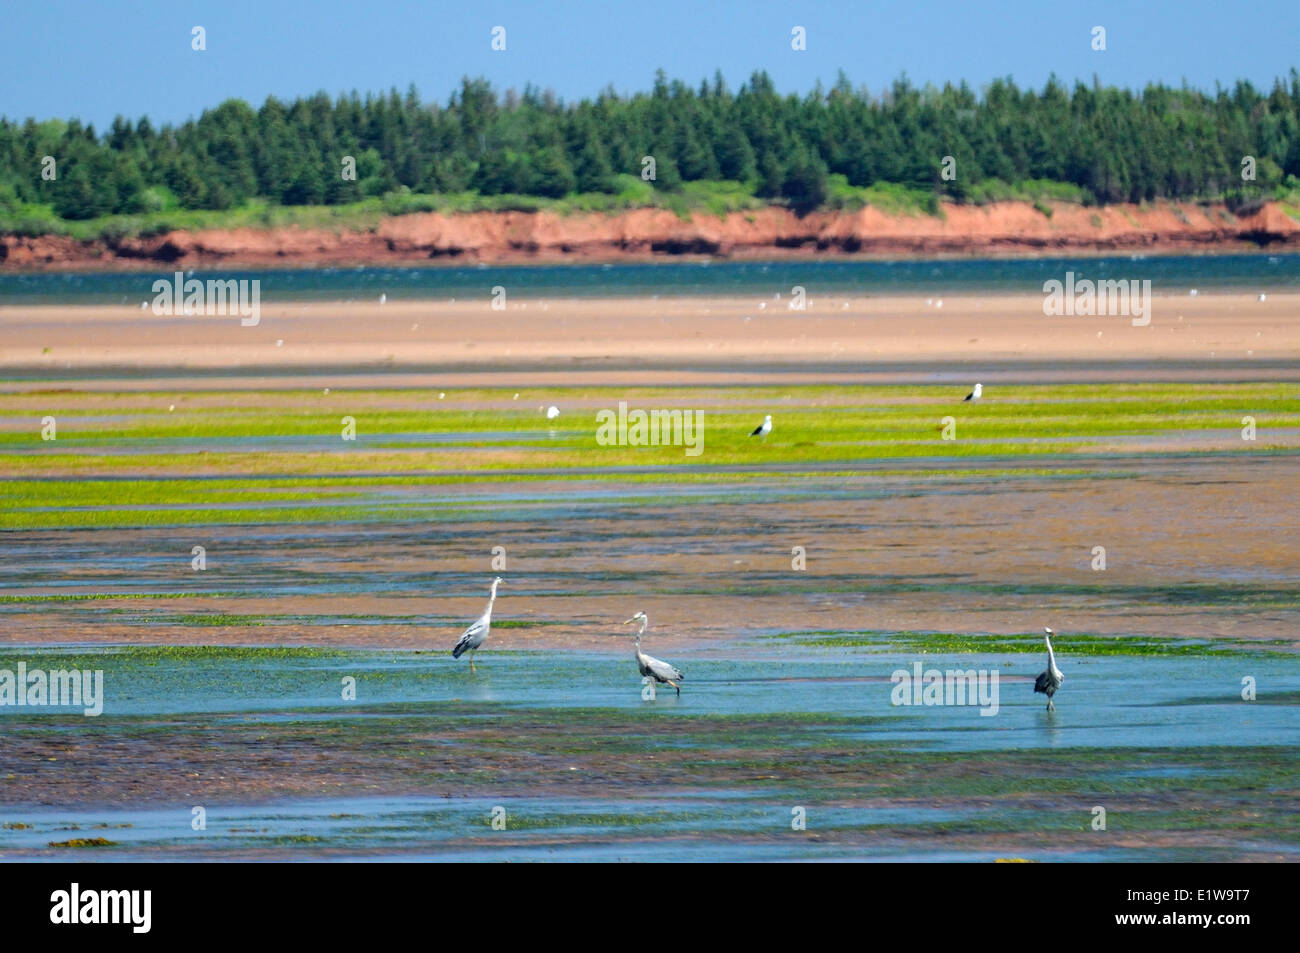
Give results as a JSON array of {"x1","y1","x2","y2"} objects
[{"x1": 0, "y1": 293, "x2": 1295, "y2": 385}]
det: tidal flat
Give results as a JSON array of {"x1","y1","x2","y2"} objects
[
  {"x1": 0, "y1": 643, "x2": 1296, "y2": 861},
  {"x1": 1, "y1": 294, "x2": 1296, "y2": 860}
]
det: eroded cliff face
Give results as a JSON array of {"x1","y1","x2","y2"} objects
[{"x1": 2, "y1": 199, "x2": 1296, "y2": 270}]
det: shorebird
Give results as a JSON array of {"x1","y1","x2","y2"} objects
[
  {"x1": 451, "y1": 577, "x2": 503, "y2": 672},
  {"x1": 963, "y1": 383, "x2": 983, "y2": 402},
  {"x1": 750, "y1": 415, "x2": 772, "y2": 440},
  {"x1": 623, "y1": 612, "x2": 684, "y2": 696},
  {"x1": 1034, "y1": 627, "x2": 1064, "y2": 711}
]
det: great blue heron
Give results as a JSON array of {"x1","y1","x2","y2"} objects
[
  {"x1": 750, "y1": 415, "x2": 772, "y2": 440},
  {"x1": 451, "y1": 576, "x2": 502, "y2": 672},
  {"x1": 963, "y1": 383, "x2": 983, "y2": 402},
  {"x1": 623, "y1": 611, "x2": 684, "y2": 696},
  {"x1": 1034, "y1": 627, "x2": 1064, "y2": 710}
]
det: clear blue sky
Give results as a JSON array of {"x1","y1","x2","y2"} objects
[{"x1": 3, "y1": 0, "x2": 1298, "y2": 129}]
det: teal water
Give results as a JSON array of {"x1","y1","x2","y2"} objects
[
  {"x1": 0, "y1": 644, "x2": 1294, "y2": 749},
  {"x1": 0, "y1": 796, "x2": 984, "y2": 863},
  {"x1": 1, "y1": 253, "x2": 1297, "y2": 303},
  {"x1": 1, "y1": 645, "x2": 1294, "y2": 861}
]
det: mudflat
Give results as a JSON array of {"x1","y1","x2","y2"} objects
[
  {"x1": 1, "y1": 292, "x2": 1295, "y2": 381},
  {"x1": 1, "y1": 284, "x2": 1295, "y2": 861}
]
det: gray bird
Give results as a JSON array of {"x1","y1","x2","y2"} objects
[
  {"x1": 623, "y1": 611, "x2": 684, "y2": 696},
  {"x1": 452, "y1": 577, "x2": 502, "y2": 672},
  {"x1": 1034, "y1": 627, "x2": 1064, "y2": 710}
]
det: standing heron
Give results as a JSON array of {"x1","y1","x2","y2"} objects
[
  {"x1": 1034, "y1": 627, "x2": 1064, "y2": 710},
  {"x1": 451, "y1": 576, "x2": 503, "y2": 672},
  {"x1": 750, "y1": 415, "x2": 772, "y2": 440},
  {"x1": 963, "y1": 382, "x2": 983, "y2": 402},
  {"x1": 623, "y1": 611, "x2": 684, "y2": 696}
]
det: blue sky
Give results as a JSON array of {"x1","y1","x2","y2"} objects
[{"x1": 3, "y1": 0, "x2": 1298, "y2": 128}]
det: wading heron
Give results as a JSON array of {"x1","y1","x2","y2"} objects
[
  {"x1": 452, "y1": 576, "x2": 503, "y2": 672},
  {"x1": 623, "y1": 611, "x2": 684, "y2": 696},
  {"x1": 1034, "y1": 627, "x2": 1064, "y2": 710}
]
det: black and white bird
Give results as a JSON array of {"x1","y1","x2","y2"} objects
[
  {"x1": 750, "y1": 414, "x2": 772, "y2": 439},
  {"x1": 1033, "y1": 627, "x2": 1064, "y2": 711},
  {"x1": 623, "y1": 611, "x2": 684, "y2": 696},
  {"x1": 963, "y1": 382, "x2": 983, "y2": 402},
  {"x1": 451, "y1": 576, "x2": 503, "y2": 672}
]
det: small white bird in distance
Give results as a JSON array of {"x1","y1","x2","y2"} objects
[
  {"x1": 546, "y1": 405, "x2": 560, "y2": 420},
  {"x1": 750, "y1": 414, "x2": 772, "y2": 439},
  {"x1": 624, "y1": 611, "x2": 684, "y2": 696},
  {"x1": 963, "y1": 383, "x2": 983, "y2": 402}
]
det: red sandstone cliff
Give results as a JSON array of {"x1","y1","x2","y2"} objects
[{"x1": 2, "y1": 199, "x2": 1296, "y2": 270}]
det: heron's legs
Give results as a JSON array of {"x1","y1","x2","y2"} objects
[
  {"x1": 470, "y1": 651, "x2": 476, "y2": 673},
  {"x1": 1047, "y1": 698, "x2": 1054, "y2": 711}
]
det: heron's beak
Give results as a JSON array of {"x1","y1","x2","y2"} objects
[{"x1": 622, "y1": 618, "x2": 635, "y2": 625}]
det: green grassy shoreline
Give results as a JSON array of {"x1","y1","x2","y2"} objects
[{"x1": 6, "y1": 179, "x2": 1298, "y2": 244}]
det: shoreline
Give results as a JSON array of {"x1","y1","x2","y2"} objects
[
  {"x1": 2, "y1": 198, "x2": 1297, "y2": 272},
  {"x1": 0, "y1": 241, "x2": 1294, "y2": 276},
  {"x1": 2, "y1": 293, "x2": 1295, "y2": 378}
]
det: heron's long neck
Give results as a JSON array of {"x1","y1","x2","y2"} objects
[
  {"x1": 1045, "y1": 637, "x2": 1057, "y2": 669},
  {"x1": 486, "y1": 587, "x2": 498, "y2": 612}
]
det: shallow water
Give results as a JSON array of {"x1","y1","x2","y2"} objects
[
  {"x1": 1, "y1": 643, "x2": 1294, "y2": 747},
  {"x1": 1, "y1": 643, "x2": 1294, "y2": 861},
  {"x1": 2, "y1": 794, "x2": 988, "y2": 862},
  {"x1": 3, "y1": 254, "x2": 1300, "y2": 305},
  {"x1": 2, "y1": 378, "x2": 1296, "y2": 861}
]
